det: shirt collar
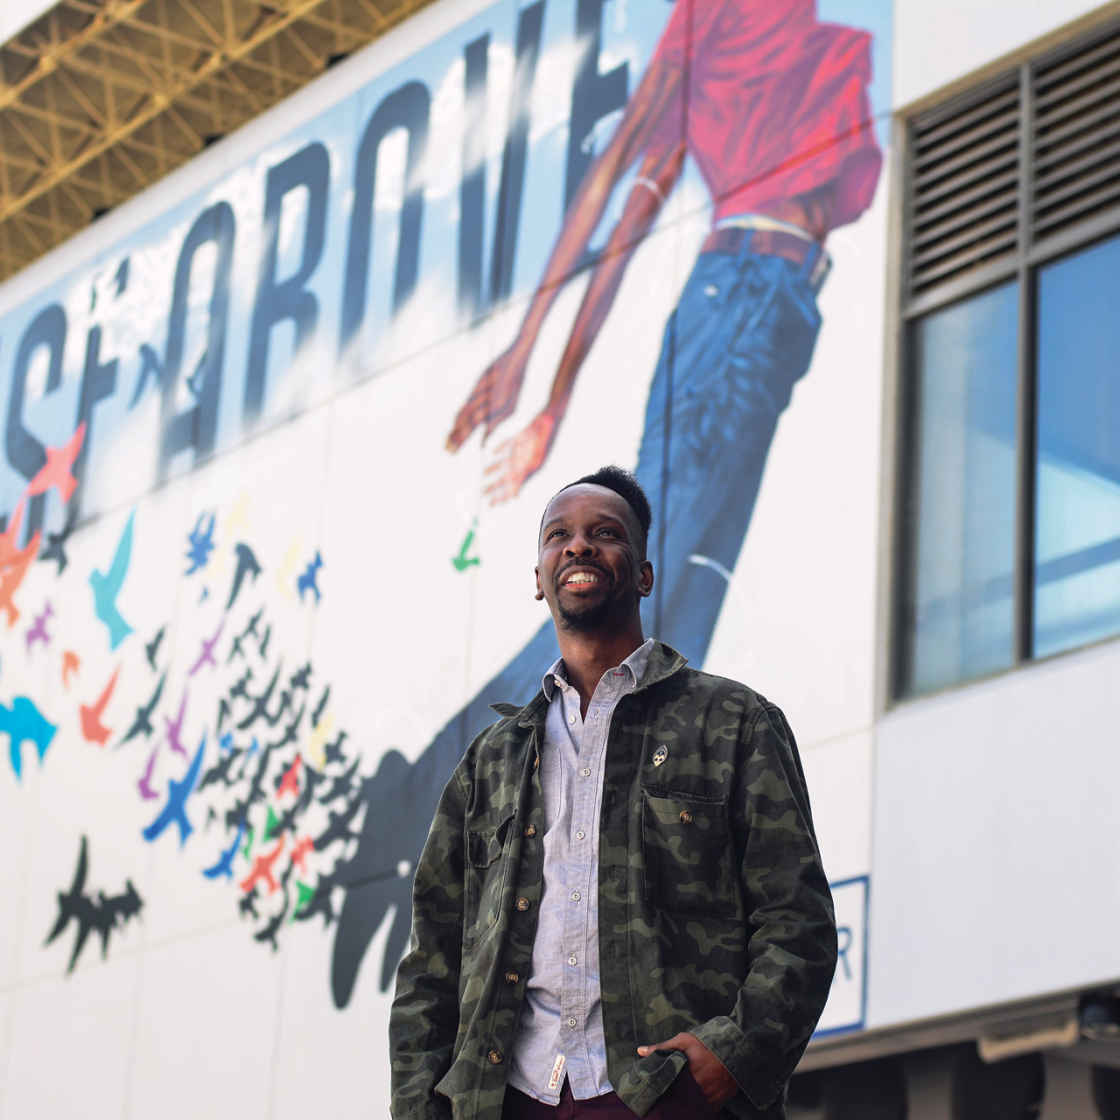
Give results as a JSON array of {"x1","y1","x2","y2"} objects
[{"x1": 541, "y1": 637, "x2": 657, "y2": 701}]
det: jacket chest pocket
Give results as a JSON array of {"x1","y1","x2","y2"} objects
[
  {"x1": 464, "y1": 811, "x2": 515, "y2": 946},
  {"x1": 641, "y1": 789, "x2": 737, "y2": 916}
]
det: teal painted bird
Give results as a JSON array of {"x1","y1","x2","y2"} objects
[{"x1": 89, "y1": 511, "x2": 135, "y2": 651}]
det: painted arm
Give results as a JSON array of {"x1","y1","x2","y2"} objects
[{"x1": 445, "y1": 55, "x2": 685, "y2": 474}]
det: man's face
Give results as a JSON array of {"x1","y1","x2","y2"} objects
[{"x1": 535, "y1": 484, "x2": 653, "y2": 632}]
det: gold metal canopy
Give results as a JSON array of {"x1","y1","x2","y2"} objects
[{"x1": 0, "y1": 0, "x2": 436, "y2": 283}]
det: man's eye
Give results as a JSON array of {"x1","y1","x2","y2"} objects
[{"x1": 547, "y1": 529, "x2": 566, "y2": 540}]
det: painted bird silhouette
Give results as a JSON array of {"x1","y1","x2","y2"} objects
[
  {"x1": 202, "y1": 822, "x2": 245, "y2": 881},
  {"x1": 226, "y1": 543, "x2": 262, "y2": 610},
  {"x1": 128, "y1": 343, "x2": 164, "y2": 408},
  {"x1": 184, "y1": 513, "x2": 215, "y2": 575},
  {"x1": 25, "y1": 601, "x2": 53, "y2": 652},
  {"x1": 27, "y1": 422, "x2": 86, "y2": 505},
  {"x1": 61, "y1": 649, "x2": 80, "y2": 688},
  {"x1": 44, "y1": 836, "x2": 145, "y2": 972},
  {"x1": 144, "y1": 625, "x2": 165, "y2": 672},
  {"x1": 0, "y1": 500, "x2": 41, "y2": 627},
  {"x1": 290, "y1": 835, "x2": 315, "y2": 873},
  {"x1": 236, "y1": 664, "x2": 281, "y2": 731},
  {"x1": 89, "y1": 512, "x2": 134, "y2": 650},
  {"x1": 141, "y1": 733, "x2": 206, "y2": 847},
  {"x1": 79, "y1": 667, "x2": 120, "y2": 746},
  {"x1": 137, "y1": 748, "x2": 160, "y2": 800},
  {"x1": 323, "y1": 730, "x2": 348, "y2": 767},
  {"x1": 2, "y1": 695, "x2": 58, "y2": 779},
  {"x1": 117, "y1": 671, "x2": 166, "y2": 748},
  {"x1": 188, "y1": 616, "x2": 225, "y2": 676},
  {"x1": 451, "y1": 523, "x2": 481, "y2": 571},
  {"x1": 276, "y1": 754, "x2": 302, "y2": 799},
  {"x1": 38, "y1": 511, "x2": 76, "y2": 575},
  {"x1": 163, "y1": 688, "x2": 189, "y2": 757},
  {"x1": 311, "y1": 686, "x2": 330, "y2": 728},
  {"x1": 240, "y1": 837, "x2": 285, "y2": 895},
  {"x1": 297, "y1": 551, "x2": 324, "y2": 603}
]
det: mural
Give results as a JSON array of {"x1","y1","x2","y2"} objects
[{"x1": 0, "y1": 0, "x2": 889, "y2": 1112}]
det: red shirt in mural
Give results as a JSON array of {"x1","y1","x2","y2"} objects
[{"x1": 650, "y1": 0, "x2": 883, "y2": 229}]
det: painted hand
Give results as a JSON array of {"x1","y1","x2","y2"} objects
[
  {"x1": 636, "y1": 1032, "x2": 738, "y2": 1109},
  {"x1": 482, "y1": 412, "x2": 557, "y2": 505},
  {"x1": 446, "y1": 345, "x2": 529, "y2": 451}
]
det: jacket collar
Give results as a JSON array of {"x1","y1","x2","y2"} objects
[{"x1": 489, "y1": 640, "x2": 689, "y2": 729}]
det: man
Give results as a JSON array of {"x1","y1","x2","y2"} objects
[
  {"x1": 390, "y1": 466, "x2": 837, "y2": 1119},
  {"x1": 333, "y1": 0, "x2": 880, "y2": 1010}
]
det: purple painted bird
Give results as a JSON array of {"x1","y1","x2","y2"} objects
[
  {"x1": 25, "y1": 601, "x2": 53, "y2": 653},
  {"x1": 138, "y1": 747, "x2": 160, "y2": 800},
  {"x1": 164, "y1": 689, "x2": 189, "y2": 757},
  {"x1": 188, "y1": 616, "x2": 225, "y2": 677}
]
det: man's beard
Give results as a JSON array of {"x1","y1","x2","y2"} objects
[
  {"x1": 555, "y1": 584, "x2": 640, "y2": 633},
  {"x1": 556, "y1": 596, "x2": 615, "y2": 632}
]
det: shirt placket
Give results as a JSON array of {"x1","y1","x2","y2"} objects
[{"x1": 558, "y1": 670, "x2": 624, "y2": 1096}]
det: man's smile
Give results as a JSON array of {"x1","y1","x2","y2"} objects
[{"x1": 558, "y1": 565, "x2": 608, "y2": 590}]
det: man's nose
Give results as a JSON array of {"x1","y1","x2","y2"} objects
[{"x1": 564, "y1": 532, "x2": 595, "y2": 555}]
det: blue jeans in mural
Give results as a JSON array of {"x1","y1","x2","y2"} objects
[{"x1": 333, "y1": 242, "x2": 824, "y2": 1004}]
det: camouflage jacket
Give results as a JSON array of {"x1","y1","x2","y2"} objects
[{"x1": 389, "y1": 643, "x2": 836, "y2": 1119}]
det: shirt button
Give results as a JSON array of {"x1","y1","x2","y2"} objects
[
  {"x1": 575, "y1": 830, "x2": 585, "y2": 841},
  {"x1": 488, "y1": 1049, "x2": 504, "y2": 1065},
  {"x1": 524, "y1": 824, "x2": 537, "y2": 837},
  {"x1": 568, "y1": 715, "x2": 576, "y2": 725},
  {"x1": 568, "y1": 954, "x2": 577, "y2": 966},
  {"x1": 567, "y1": 1017, "x2": 578, "y2": 1028},
  {"x1": 505, "y1": 971, "x2": 520, "y2": 984},
  {"x1": 516, "y1": 897, "x2": 531, "y2": 912},
  {"x1": 570, "y1": 890, "x2": 581, "y2": 902},
  {"x1": 580, "y1": 767, "x2": 591, "y2": 777}
]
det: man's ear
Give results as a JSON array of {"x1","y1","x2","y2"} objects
[
  {"x1": 638, "y1": 560, "x2": 654, "y2": 598},
  {"x1": 534, "y1": 566, "x2": 544, "y2": 601}
]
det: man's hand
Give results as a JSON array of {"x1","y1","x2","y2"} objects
[
  {"x1": 446, "y1": 344, "x2": 530, "y2": 451},
  {"x1": 481, "y1": 412, "x2": 558, "y2": 505},
  {"x1": 637, "y1": 1032, "x2": 738, "y2": 1109}
]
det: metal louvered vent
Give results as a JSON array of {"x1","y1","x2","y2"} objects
[
  {"x1": 908, "y1": 82, "x2": 1021, "y2": 295},
  {"x1": 1032, "y1": 25, "x2": 1120, "y2": 241}
]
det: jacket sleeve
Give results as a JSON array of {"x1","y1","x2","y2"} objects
[
  {"x1": 691, "y1": 701, "x2": 838, "y2": 1112},
  {"x1": 389, "y1": 763, "x2": 470, "y2": 1120}
]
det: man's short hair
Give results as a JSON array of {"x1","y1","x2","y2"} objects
[{"x1": 545, "y1": 465, "x2": 652, "y2": 557}]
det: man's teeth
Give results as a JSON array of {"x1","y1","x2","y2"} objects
[{"x1": 566, "y1": 572, "x2": 598, "y2": 584}]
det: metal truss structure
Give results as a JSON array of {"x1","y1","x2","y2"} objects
[{"x1": 0, "y1": 0, "x2": 435, "y2": 282}]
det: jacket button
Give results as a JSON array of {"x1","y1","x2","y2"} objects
[
  {"x1": 505, "y1": 971, "x2": 520, "y2": 984},
  {"x1": 516, "y1": 897, "x2": 531, "y2": 911},
  {"x1": 524, "y1": 824, "x2": 537, "y2": 837},
  {"x1": 679, "y1": 810, "x2": 693, "y2": 824},
  {"x1": 488, "y1": 1049, "x2": 504, "y2": 1065}
]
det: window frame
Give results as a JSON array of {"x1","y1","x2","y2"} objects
[{"x1": 891, "y1": 18, "x2": 1120, "y2": 702}]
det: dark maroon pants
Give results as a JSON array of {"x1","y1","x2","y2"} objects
[{"x1": 502, "y1": 1072, "x2": 720, "y2": 1119}]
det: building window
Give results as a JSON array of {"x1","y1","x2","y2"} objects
[{"x1": 896, "y1": 20, "x2": 1120, "y2": 698}]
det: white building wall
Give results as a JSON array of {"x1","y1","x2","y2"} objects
[{"x1": 892, "y1": 0, "x2": 1113, "y2": 108}]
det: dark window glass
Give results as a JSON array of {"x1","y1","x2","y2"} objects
[
  {"x1": 900, "y1": 283, "x2": 1019, "y2": 695},
  {"x1": 1034, "y1": 233, "x2": 1120, "y2": 658}
]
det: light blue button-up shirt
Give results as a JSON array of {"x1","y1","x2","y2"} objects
[{"x1": 506, "y1": 638, "x2": 655, "y2": 1104}]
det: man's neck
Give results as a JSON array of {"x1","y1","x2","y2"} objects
[{"x1": 556, "y1": 625, "x2": 646, "y2": 718}]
